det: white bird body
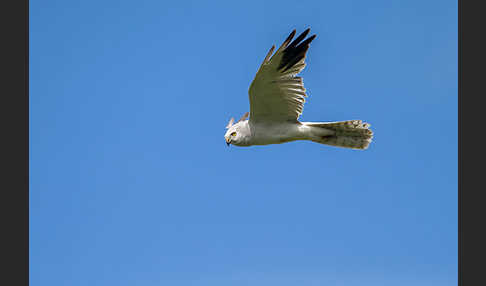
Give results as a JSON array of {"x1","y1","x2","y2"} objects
[
  {"x1": 224, "y1": 28, "x2": 373, "y2": 150},
  {"x1": 249, "y1": 121, "x2": 310, "y2": 145},
  {"x1": 227, "y1": 120, "x2": 301, "y2": 146},
  {"x1": 225, "y1": 119, "x2": 368, "y2": 148}
]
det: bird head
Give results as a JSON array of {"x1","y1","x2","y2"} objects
[
  {"x1": 224, "y1": 123, "x2": 244, "y2": 146},
  {"x1": 224, "y1": 112, "x2": 249, "y2": 146}
]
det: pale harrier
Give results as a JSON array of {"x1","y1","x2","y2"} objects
[{"x1": 224, "y1": 28, "x2": 373, "y2": 150}]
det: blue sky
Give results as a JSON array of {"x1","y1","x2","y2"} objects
[{"x1": 30, "y1": 0, "x2": 457, "y2": 285}]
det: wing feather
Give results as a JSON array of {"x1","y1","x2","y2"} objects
[{"x1": 248, "y1": 29, "x2": 316, "y2": 122}]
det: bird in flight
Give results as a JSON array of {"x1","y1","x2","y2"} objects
[{"x1": 224, "y1": 28, "x2": 373, "y2": 150}]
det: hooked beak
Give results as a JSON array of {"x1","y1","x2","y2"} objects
[{"x1": 225, "y1": 138, "x2": 231, "y2": 146}]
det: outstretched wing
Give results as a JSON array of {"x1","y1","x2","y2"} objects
[{"x1": 248, "y1": 29, "x2": 316, "y2": 122}]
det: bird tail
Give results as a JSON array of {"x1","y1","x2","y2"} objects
[{"x1": 304, "y1": 120, "x2": 373, "y2": 150}]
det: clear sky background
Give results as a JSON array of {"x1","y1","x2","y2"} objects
[{"x1": 30, "y1": 0, "x2": 457, "y2": 285}]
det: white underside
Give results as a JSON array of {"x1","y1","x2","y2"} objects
[{"x1": 242, "y1": 121, "x2": 334, "y2": 146}]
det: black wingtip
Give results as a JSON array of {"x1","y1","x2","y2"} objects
[
  {"x1": 282, "y1": 29, "x2": 297, "y2": 47},
  {"x1": 277, "y1": 29, "x2": 317, "y2": 72},
  {"x1": 303, "y1": 34, "x2": 317, "y2": 45},
  {"x1": 288, "y1": 29, "x2": 311, "y2": 49},
  {"x1": 299, "y1": 28, "x2": 311, "y2": 37}
]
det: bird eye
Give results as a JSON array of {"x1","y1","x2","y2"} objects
[{"x1": 231, "y1": 132, "x2": 237, "y2": 137}]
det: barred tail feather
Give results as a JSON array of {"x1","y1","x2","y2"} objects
[{"x1": 305, "y1": 120, "x2": 373, "y2": 150}]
